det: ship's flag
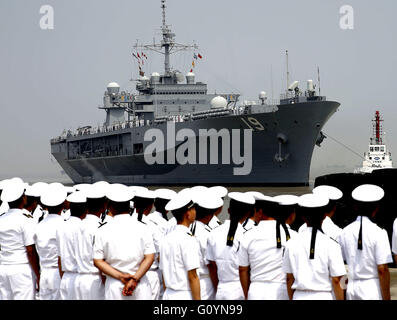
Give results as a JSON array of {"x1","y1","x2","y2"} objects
[
  {"x1": 198, "y1": 53, "x2": 203, "y2": 59},
  {"x1": 132, "y1": 52, "x2": 138, "y2": 59},
  {"x1": 192, "y1": 61, "x2": 195, "y2": 67},
  {"x1": 194, "y1": 53, "x2": 198, "y2": 60},
  {"x1": 139, "y1": 70, "x2": 145, "y2": 76},
  {"x1": 190, "y1": 69, "x2": 193, "y2": 72},
  {"x1": 137, "y1": 53, "x2": 141, "y2": 58}
]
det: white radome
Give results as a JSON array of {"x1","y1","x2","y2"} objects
[
  {"x1": 107, "y1": 82, "x2": 120, "y2": 88},
  {"x1": 210, "y1": 96, "x2": 227, "y2": 109}
]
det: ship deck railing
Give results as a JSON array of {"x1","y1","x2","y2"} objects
[{"x1": 50, "y1": 103, "x2": 278, "y2": 143}]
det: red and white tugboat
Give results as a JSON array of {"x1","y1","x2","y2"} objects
[{"x1": 357, "y1": 111, "x2": 393, "y2": 173}]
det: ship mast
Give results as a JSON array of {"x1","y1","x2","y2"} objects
[
  {"x1": 133, "y1": 0, "x2": 198, "y2": 76},
  {"x1": 371, "y1": 110, "x2": 383, "y2": 145}
]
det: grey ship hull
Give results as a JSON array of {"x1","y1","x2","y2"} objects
[{"x1": 51, "y1": 100, "x2": 339, "y2": 186}]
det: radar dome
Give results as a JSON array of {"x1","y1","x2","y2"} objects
[
  {"x1": 107, "y1": 82, "x2": 120, "y2": 95},
  {"x1": 175, "y1": 71, "x2": 185, "y2": 83},
  {"x1": 259, "y1": 91, "x2": 267, "y2": 99},
  {"x1": 151, "y1": 72, "x2": 161, "y2": 84},
  {"x1": 151, "y1": 72, "x2": 160, "y2": 77},
  {"x1": 210, "y1": 96, "x2": 228, "y2": 109}
]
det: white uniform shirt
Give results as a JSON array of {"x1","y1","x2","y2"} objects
[
  {"x1": 34, "y1": 214, "x2": 64, "y2": 268},
  {"x1": 391, "y1": 217, "x2": 397, "y2": 255},
  {"x1": 147, "y1": 210, "x2": 168, "y2": 237},
  {"x1": 0, "y1": 209, "x2": 36, "y2": 265},
  {"x1": 282, "y1": 227, "x2": 346, "y2": 292},
  {"x1": 208, "y1": 215, "x2": 222, "y2": 230},
  {"x1": 206, "y1": 220, "x2": 244, "y2": 283},
  {"x1": 159, "y1": 224, "x2": 200, "y2": 291},
  {"x1": 193, "y1": 221, "x2": 213, "y2": 277},
  {"x1": 93, "y1": 214, "x2": 155, "y2": 275},
  {"x1": 299, "y1": 216, "x2": 342, "y2": 241},
  {"x1": 242, "y1": 218, "x2": 256, "y2": 232},
  {"x1": 0, "y1": 201, "x2": 9, "y2": 215},
  {"x1": 166, "y1": 216, "x2": 177, "y2": 234},
  {"x1": 56, "y1": 216, "x2": 81, "y2": 272},
  {"x1": 32, "y1": 205, "x2": 44, "y2": 224},
  {"x1": 76, "y1": 214, "x2": 101, "y2": 274},
  {"x1": 130, "y1": 211, "x2": 163, "y2": 269},
  {"x1": 338, "y1": 216, "x2": 392, "y2": 280},
  {"x1": 238, "y1": 220, "x2": 288, "y2": 283}
]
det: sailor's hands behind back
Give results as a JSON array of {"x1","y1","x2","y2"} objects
[{"x1": 122, "y1": 277, "x2": 139, "y2": 296}]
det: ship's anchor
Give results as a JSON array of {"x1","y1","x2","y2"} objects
[{"x1": 274, "y1": 133, "x2": 290, "y2": 163}]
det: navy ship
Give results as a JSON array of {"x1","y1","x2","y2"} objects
[{"x1": 50, "y1": 0, "x2": 340, "y2": 186}]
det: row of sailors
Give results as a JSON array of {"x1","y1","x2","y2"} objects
[{"x1": 0, "y1": 178, "x2": 394, "y2": 300}]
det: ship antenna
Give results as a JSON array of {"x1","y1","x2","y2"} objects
[
  {"x1": 286, "y1": 50, "x2": 290, "y2": 93},
  {"x1": 317, "y1": 66, "x2": 321, "y2": 96}
]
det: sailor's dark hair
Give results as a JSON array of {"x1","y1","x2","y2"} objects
[
  {"x1": 108, "y1": 200, "x2": 130, "y2": 215},
  {"x1": 195, "y1": 204, "x2": 216, "y2": 220},
  {"x1": 87, "y1": 197, "x2": 107, "y2": 213},
  {"x1": 171, "y1": 201, "x2": 194, "y2": 223},
  {"x1": 134, "y1": 196, "x2": 154, "y2": 222},
  {"x1": 257, "y1": 199, "x2": 278, "y2": 219},
  {"x1": 8, "y1": 194, "x2": 26, "y2": 209},
  {"x1": 300, "y1": 205, "x2": 327, "y2": 259},
  {"x1": 69, "y1": 202, "x2": 87, "y2": 218},
  {"x1": 227, "y1": 199, "x2": 254, "y2": 246},
  {"x1": 154, "y1": 198, "x2": 170, "y2": 220}
]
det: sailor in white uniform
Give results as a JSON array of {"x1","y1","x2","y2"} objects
[
  {"x1": 207, "y1": 186, "x2": 228, "y2": 230},
  {"x1": 0, "y1": 180, "x2": 40, "y2": 300},
  {"x1": 75, "y1": 186, "x2": 105, "y2": 300},
  {"x1": 56, "y1": 191, "x2": 85, "y2": 300},
  {"x1": 34, "y1": 185, "x2": 67, "y2": 300},
  {"x1": 282, "y1": 193, "x2": 346, "y2": 300},
  {"x1": 159, "y1": 190, "x2": 201, "y2": 300},
  {"x1": 238, "y1": 192, "x2": 291, "y2": 300},
  {"x1": 298, "y1": 186, "x2": 343, "y2": 241},
  {"x1": 273, "y1": 194, "x2": 299, "y2": 238},
  {"x1": 242, "y1": 191, "x2": 268, "y2": 232},
  {"x1": 93, "y1": 184, "x2": 155, "y2": 300},
  {"x1": 131, "y1": 189, "x2": 164, "y2": 300},
  {"x1": 206, "y1": 192, "x2": 254, "y2": 300},
  {"x1": 150, "y1": 189, "x2": 176, "y2": 234},
  {"x1": 29, "y1": 182, "x2": 49, "y2": 223},
  {"x1": 191, "y1": 191, "x2": 223, "y2": 300},
  {"x1": 165, "y1": 188, "x2": 191, "y2": 234},
  {"x1": 338, "y1": 184, "x2": 392, "y2": 300}
]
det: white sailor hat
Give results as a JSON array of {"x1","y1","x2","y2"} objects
[
  {"x1": 193, "y1": 192, "x2": 223, "y2": 210},
  {"x1": 9, "y1": 177, "x2": 24, "y2": 186},
  {"x1": 228, "y1": 192, "x2": 255, "y2": 205},
  {"x1": 40, "y1": 186, "x2": 67, "y2": 207},
  {"x1": 25, "y1": 185, "x2": 41, "y2": 198},
  {"x1": 298, "y1": 193, "x2": 329, "y2": 208},
  {"x1": 352, "y1": 184, "x2": 384, "y2": 202},
  {"x1": 177, "y1": 188, "x2": 192, "y2": 197},
  {"x1": 208, "y1": 186, "x2": 228, "y2": 198},
  {"x1": 134, "y1": 189, "x2": 155, "y2": 200},
  {"x1": 73, "y1": 184, "x2": 92, "y2": 192},
  {"x1": 65, "y1": 186, "x2": 76, "y2": 194},
  {"x1": 165, "y1": 192, "x2": 193, "y2": 212},
  {"x1": 154, "y1": 188, "x2": 177, "y2": 200},
  {"x1": 85, "y1": 184, "x2": 107, "y2": 199},
  {"x1": 1, "y1": 181, "x2": 25, "y2": 203},
  {"x1": 129, "y1": 186, "x2": 148, "y2": 195},
  {"x1": 191, "y1": 186, "x2": 208, "y2": 194},
  {"x1": 93, "y1": 181, "x2": 109, "y2": 188},
  {"x1": 273, "y1": 194, "x2": 299, "y2": 206},
  {"x1": 245, "y1": 191, "x2": 275, "y2": 202},
  {"x1": 313, "y1": 185, "x2": 343, "y2": 201},
  {"x1": 106, "y1": 184, "x2": 134, "y2": 203},
  {"x1": 66, "y1": 191, "x2": 87, "y2": 204},
  {"x1": 31, "y1": 182, "x2": 49, "y2": 197}
]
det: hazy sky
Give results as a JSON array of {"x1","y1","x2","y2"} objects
[{"x1": 0, "y1": 0, "x2": 396, "y2": 183}]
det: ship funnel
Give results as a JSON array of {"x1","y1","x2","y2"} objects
[
  {"x1": 186, "y1": 72, "x2": 195, "y2": 84},
  {"x1": 107, "y1": 82, "x2": 120, "y2": 95}
]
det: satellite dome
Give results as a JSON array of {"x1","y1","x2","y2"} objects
[
  {"x1": 186, "y1": 72, "x2": 195, "y2": 77},
  {"x1": 259, "y1": 91, "x2": 267, "y2": 99},
  {"x1": 107, "y1": 82, "x2": 120, "y2": 95},
  {"x1": 210, "y1": 96, "x2": 228, "y2": 109},
  {"x1": 186, "y1": 72, "x2": 195, "y2": 84},
  {"x1": 151, "y1": 72, "x2": 160, "y2": 77}
]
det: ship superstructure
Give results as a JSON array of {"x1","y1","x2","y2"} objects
[
  {"x1": 358, "y1": 111, "x2": 393, "y2": 173},
  {"x1": 50, "y1": 0, "x2": 340, "y2": 186}
]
